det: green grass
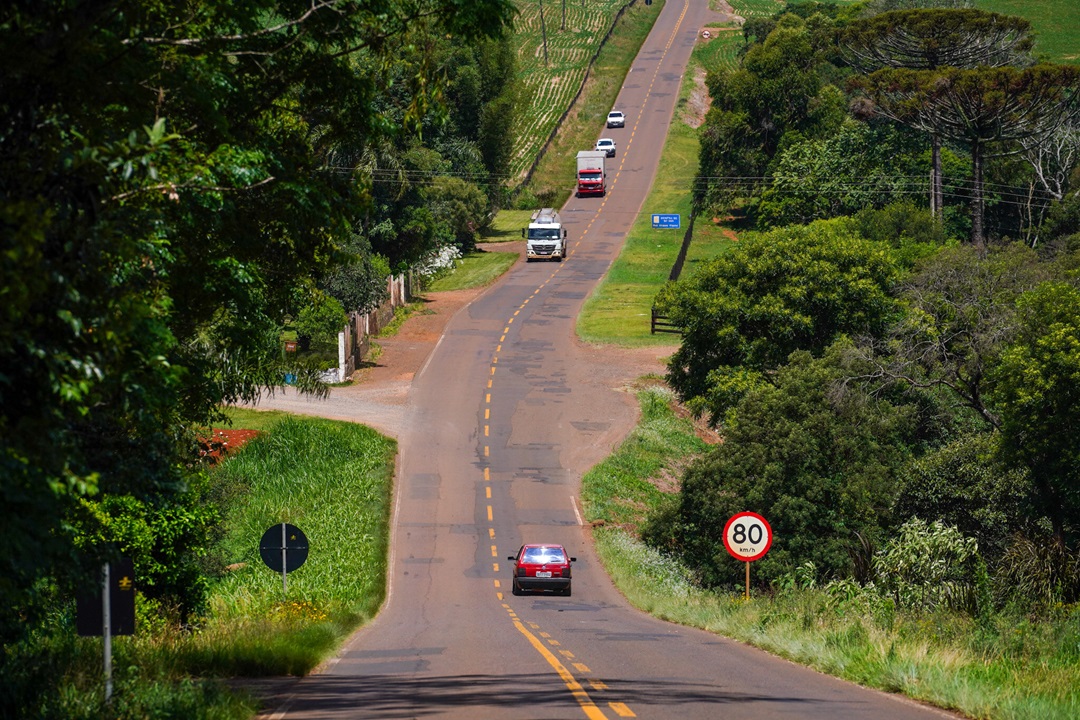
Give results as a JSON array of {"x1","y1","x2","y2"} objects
[
  {"x1": 584, "y1": 387, "x2": 1080, "y2": 720},
  {"x1": 577, "y1": 30, "x2": 741, "y2": 347},
  {"x1": 974, "y1": 0, "x2": 1080, "y2": 64},
  {"x1": 8, "y1": 414, "x2": 397, "y2": 718},
  {"x1": 482, "y1": 209, "x2": 534, "y2": 241},
  {"x1": 220, "y1": 407, "x2": 291, "y2": 432},
  {"x1": 580, "y1": 385, "x2": 710, "y2": 526},
  {"x1": 205, "y1": 416, "x2": 397, "y2": 630},
  {"x1": 427, "y1": 249, "x2": 520, "y2": 291}
]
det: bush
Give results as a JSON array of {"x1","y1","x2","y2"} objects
[{"x1": 873, "y1": 518, "x2": 987, "y2": 614}]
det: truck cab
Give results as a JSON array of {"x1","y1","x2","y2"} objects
[{"x1": 522, "y1": 208, "x2": 568, "y2": 262}]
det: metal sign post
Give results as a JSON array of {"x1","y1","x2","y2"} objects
[
  {"x1": 76, "y1": 557, "x2": 135, "y2": 705},
  {"x1": 722, "y1": 512, "x2": 773, "y2": 600},
  {"x1": 281, "y1": 522, "x2": 287, "y2": 599},
  {"x1": 260, "y1": 523, "x2": 309, "y2": 602},
  {"x1": 102, "y1": 563, "x2": 112, "y2": 704}
]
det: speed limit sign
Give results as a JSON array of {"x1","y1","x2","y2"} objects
[{"x1": 723, "y1": 511, "x2": 772, "y2": 562}]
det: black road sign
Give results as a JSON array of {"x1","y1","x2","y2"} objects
[
  {"x1": 259, "y1": 523, "x2": 309, "y2": 573},
  {"x1": 76, "y1": 557, "x2": 136, "y2": 636}
]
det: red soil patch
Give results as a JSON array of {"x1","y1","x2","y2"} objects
[{"x1": 199, "y1": 428, "x2": 260, "y2": 464}]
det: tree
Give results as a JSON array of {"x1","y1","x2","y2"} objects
[
  {"x1": 993, "y1": 282, "x2": 1080, "y2": 546},
  {"x1": 839, "y1": 8, "x2": 1034, "y2": 216},
  {"x1": 0, "y1": 0, "x2": 515, "y2": 642},
  {"x1": 756, "y1": 118, "x2": 929, "y2": 227},
  {"x1": 696, "y1": 14, "x2": 846, "y2": 213},
  {"x1": 852, "y1": 64, "x2": 1080, "y2": 247},
  {"x1": 657, "y1": 218, "x2": 899, "y2": 422},
  {"x1": 659, "y1": 346, "x2": 915, "y2": 587},
  {"x1": 852, "y1": 243, "x2": 1055, "y2": 429}
]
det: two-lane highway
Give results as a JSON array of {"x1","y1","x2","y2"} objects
[{"x1": 268, "y1": 1, "x2": 957, "y2": 717}]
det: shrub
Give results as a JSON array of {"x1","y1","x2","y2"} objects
[{"x1": 873, "y1": 518, "x2": 987, "y2": 614}]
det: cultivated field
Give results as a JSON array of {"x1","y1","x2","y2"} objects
[{"x1": 509, "y1": 0, "x2": 636, "y2": 180}]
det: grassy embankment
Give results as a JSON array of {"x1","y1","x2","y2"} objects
[
  {"x1": 583, "y1": 386, "x2": 1080, "y2": 720},
  {"x1": 26, "y1": 410, "x2": 397, "y2": 719}
]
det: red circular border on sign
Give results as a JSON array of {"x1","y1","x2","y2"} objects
[{"x1": 722, "y1": 511, "x2": 773, "y2": 562}]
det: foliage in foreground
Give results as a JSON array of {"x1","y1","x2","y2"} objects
[
  {"x1": 1, "y1": 414, "x2": 396, "y2": 718},
  {"x1": 584, "y1": 387, "x2": 1080, "y2": 720}
]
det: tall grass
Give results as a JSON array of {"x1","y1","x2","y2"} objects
[
  {"x1": 5, "y1": 413, "x2": 397, "y2": 718},
  {"x1": 583, "y1": 387, "x2": 1080, "y2": 720}
]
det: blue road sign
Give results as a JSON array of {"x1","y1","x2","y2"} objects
[{"x1": 652, "y1": 213, "x2": 680, "y2": 229}]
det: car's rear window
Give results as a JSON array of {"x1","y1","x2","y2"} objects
[{"x1": 523, "y1": 547, "x2": 566, "y2": 563}]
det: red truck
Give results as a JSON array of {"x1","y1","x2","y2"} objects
[{"x1": 576, "y1": 150, "x2": 607, "y2": 197}]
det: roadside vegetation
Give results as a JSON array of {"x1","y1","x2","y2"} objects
[
  {"x1": 578, "y1": 1, "x2": 1080, "y2": 718},
  {"x1": 426, "y1": 248, "x2": 520, "y2": 292},
  {"x1": 4, "y1": 410, "x2": 396, "y2": 718},
  {"x1": 583, "y1": 389, "x2": 1080, "y2": 719},
  {"x1": 6, "y1": 0, "x2": 1080, "y2": 717}
]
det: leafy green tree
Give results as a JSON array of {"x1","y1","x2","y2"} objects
[
  {"x1": 321, "y1": 232, "x2": 392, "y2": 314},
  {"x1": 894, "y1": 432, "x2": 1031, "y2": 563},
  {"x1": 657, "y1": 218, "x2": 900, "y2": 422},
  {"x1": 0, "y1": 0, "x2": 515, "y2": 643},
  {"x1": 295, "y1": 293, "x2": 349, "y2": 348},
  {"x1": 852, "y1": 244, "x2": 1056, "y2": 429},
  {"x1": 993, "y1": 282, "x2": 1080, "y2": 546},
  {"x1": 427, "y1": 176, "x2": 490, "y2": 252},
  {"x1": 756, "y1": 119, "x2": 928, "y2": 227},
  {"x1": 696, "y1": 14, "x2": 846, "y2": 214},
  {"x1": 854, "y1": 200, "x2": 948, "y2": 268},
  {"x1": 660, "y1": 346, "x2": 915, "y2": 588}
]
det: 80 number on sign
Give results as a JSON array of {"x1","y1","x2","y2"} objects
[{"x1": 723, "y1": 512, "x2": 772, "y2": 562}]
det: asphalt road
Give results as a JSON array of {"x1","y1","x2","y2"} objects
[{"x1": 257, "y1": 1, "x2": 961, "y2": 717}]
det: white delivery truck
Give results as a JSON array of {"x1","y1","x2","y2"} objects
[
  {"x1": 576, "y1": 150, "x2": 607, "y2": 197},
  {"x1": 522, "y1": 208, "x2": 568, "y2": 262}
]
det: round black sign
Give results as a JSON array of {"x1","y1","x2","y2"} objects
[{"x1": 259, "y1": 523, "x2": 309, "y2": 573}]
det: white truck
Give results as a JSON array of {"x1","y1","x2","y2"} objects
[
  {"x1": 576, "y1": 150, "x2": 607, "y2": 197},
  {"x1": 522, "y1": 208, "x2": 568, "y2": 262}
]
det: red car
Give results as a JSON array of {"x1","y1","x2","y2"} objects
[{"x1": 508, "y1": 544, "x2": 576, "y2": 596}]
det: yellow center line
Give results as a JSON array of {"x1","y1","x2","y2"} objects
[{"x1": 510, "y1": 615, "x2": 608, "y2": 720}]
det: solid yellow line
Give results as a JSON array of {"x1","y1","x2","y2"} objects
[
  {"x1": 609, "y1": 702, "x2": 636, "y2": 718},
  {"x1": 510, "y1": 617, "x2": 608, "y2": 720}
]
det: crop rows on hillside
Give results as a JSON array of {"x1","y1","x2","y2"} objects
[{"x1": 510, "y1": 0, "x2": 632, "y2": 179}]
